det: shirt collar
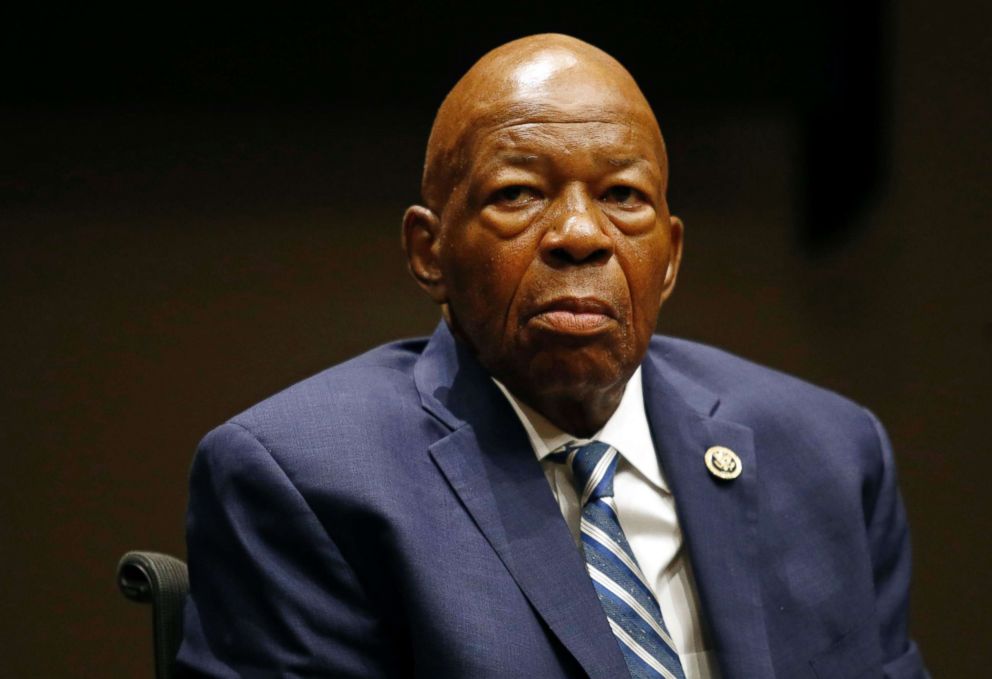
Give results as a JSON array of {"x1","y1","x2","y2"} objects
[{"x1": 493, "y1": 367, "x2": 669, "y2": 493}]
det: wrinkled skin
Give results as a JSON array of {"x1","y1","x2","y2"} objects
[{"x1": 403, "y1": 34, "x2": 683, "y2": 436}]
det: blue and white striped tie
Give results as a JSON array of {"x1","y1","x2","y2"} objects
[{"x1": 549, "y1": 441, "x2": 687, "y2": 679}]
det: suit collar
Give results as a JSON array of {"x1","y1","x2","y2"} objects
[
  {"x1": 413, "y1": 324, "x2": 719, "y2": 434},
  {"x1": 412, "y1": 322, "x2": 468, "y2": 431},
  {"x1": 496, "y1": 367, "x2": 671, "y2": 494}
]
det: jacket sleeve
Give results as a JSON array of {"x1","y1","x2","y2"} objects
[
  {"x1": 862, "y1": 409, "x2": 930, "y2": 679},
  {"x1": 176, "y1": 421, "x2": 397, "y2": 678}
]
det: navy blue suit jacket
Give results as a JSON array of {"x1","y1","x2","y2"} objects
[{"x1": 177, "y1": 323, "x2": 927, "y2": 678}]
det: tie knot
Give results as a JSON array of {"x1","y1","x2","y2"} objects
[{"x1": 547, "y1": 440, "x2": 618, "y2": 505}]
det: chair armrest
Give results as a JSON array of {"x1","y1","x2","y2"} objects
[{"x1": 117, "y1": 551, "x2": 188, "y2": 679}]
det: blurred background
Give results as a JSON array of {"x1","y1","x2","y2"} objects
[{"x1": 2, "y1": 2, "x2": 988, "y2": 676}]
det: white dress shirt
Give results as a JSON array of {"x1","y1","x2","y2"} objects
[{"x1": 494, "y1": 367, "x2": 720, "y2": 679}]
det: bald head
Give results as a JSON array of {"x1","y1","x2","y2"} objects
[{"x1": 421, "y1": 34, "x2": 667, "y2": 213}]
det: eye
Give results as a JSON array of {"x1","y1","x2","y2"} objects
[
  {"x1": 602, "y1": 185, "x2": 647, "y2": 208},
  {"x1": 490, "y1": 185, "x2": 541, "y2": 207}
]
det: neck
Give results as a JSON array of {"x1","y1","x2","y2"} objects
[{"x1": 508, "y1": 379, "x2": 627, "y2": 438}]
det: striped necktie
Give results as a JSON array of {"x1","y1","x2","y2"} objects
[{"x1": 548, "y1": 441, "x2": 687, "y2": 679}]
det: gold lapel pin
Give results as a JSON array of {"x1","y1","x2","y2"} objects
[{"x1": 704, "y1": 445, "x2": 742, "y2": 480}]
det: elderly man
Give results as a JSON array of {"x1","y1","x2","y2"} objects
[{"x1": 177, "y1": 35, "x2": 927, "y2": 678}]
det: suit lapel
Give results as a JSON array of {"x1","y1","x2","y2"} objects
[
  {"x1": 642, "y1": 349, "x2": 774, "y2": 678},
  {"x1": 416, "y1": 324, "x2": 629, "y2": 679}
]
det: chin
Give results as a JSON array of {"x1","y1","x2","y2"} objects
[{"x1": 519, "y1": 344, "x2": 631, "y2": 398}]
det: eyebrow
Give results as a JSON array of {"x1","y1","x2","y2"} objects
[
  {"x1": 497, "y1": 153, "x2": 540, "y2": 165},
  {"x1": 604, "y1": 156, "x2": 648, "y2": 169}
]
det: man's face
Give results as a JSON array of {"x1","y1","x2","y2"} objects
[{"x1": 435, "y1": 110, "x2": 682, "y2": 405}]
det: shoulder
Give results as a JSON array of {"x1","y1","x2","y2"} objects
[
  {"x1": 232, "y1": 336, "x2": 427, "y2": 430},
  {"x1": 650, "y1": 334, "x2": 868, "y2": 413},
  {"x1": 649, "y1": 334, "x2": 835, "y2": 395},
  {"x1": 196, "y1": 336, "x2": 439, "y2": 478},
  {"x1": 648, "y1": 335, "x2": 881, "y2": 459}
]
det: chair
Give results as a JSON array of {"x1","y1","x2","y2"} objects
[{"x1": 117, "y1": 551, "x2": 189, "y2": 679}]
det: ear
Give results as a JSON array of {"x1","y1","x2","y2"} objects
[
  {"x1": 659, "y1": 214, "x2": 684, "y2": 303},
  {"x1": 402, "y1": 205, "x2": 448, "y2": 305}
]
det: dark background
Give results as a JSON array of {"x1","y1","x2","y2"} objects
[{"x1": 2, "y1": 3, "x2": 989, "y2": 676}]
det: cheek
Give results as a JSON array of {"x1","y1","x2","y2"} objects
[
  {"x1": 443, "y1": 229, "x2": 533, "y2": 330},
  {"x1": 621, "y1": 231, "x2": 671, "y2": 327}
]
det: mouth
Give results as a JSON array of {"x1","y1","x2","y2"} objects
[{"x1": 526, "y1": 297, "x2": 618, "y2": 336}]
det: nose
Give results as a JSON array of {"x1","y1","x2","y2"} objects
[{"x1": 540, "y1": 185, "x2": 614, "y2": 266}]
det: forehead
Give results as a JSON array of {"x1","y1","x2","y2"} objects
[
  {"x1": 466, "y1": 115, "x2": 664, "y2": 179},
  {"x1": 455, "y1": 62, "x2": 665, "y2": 173}
]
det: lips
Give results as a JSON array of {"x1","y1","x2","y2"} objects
[{"x1": 527, "y1": 297, "x2": 618, "y2": 335}]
